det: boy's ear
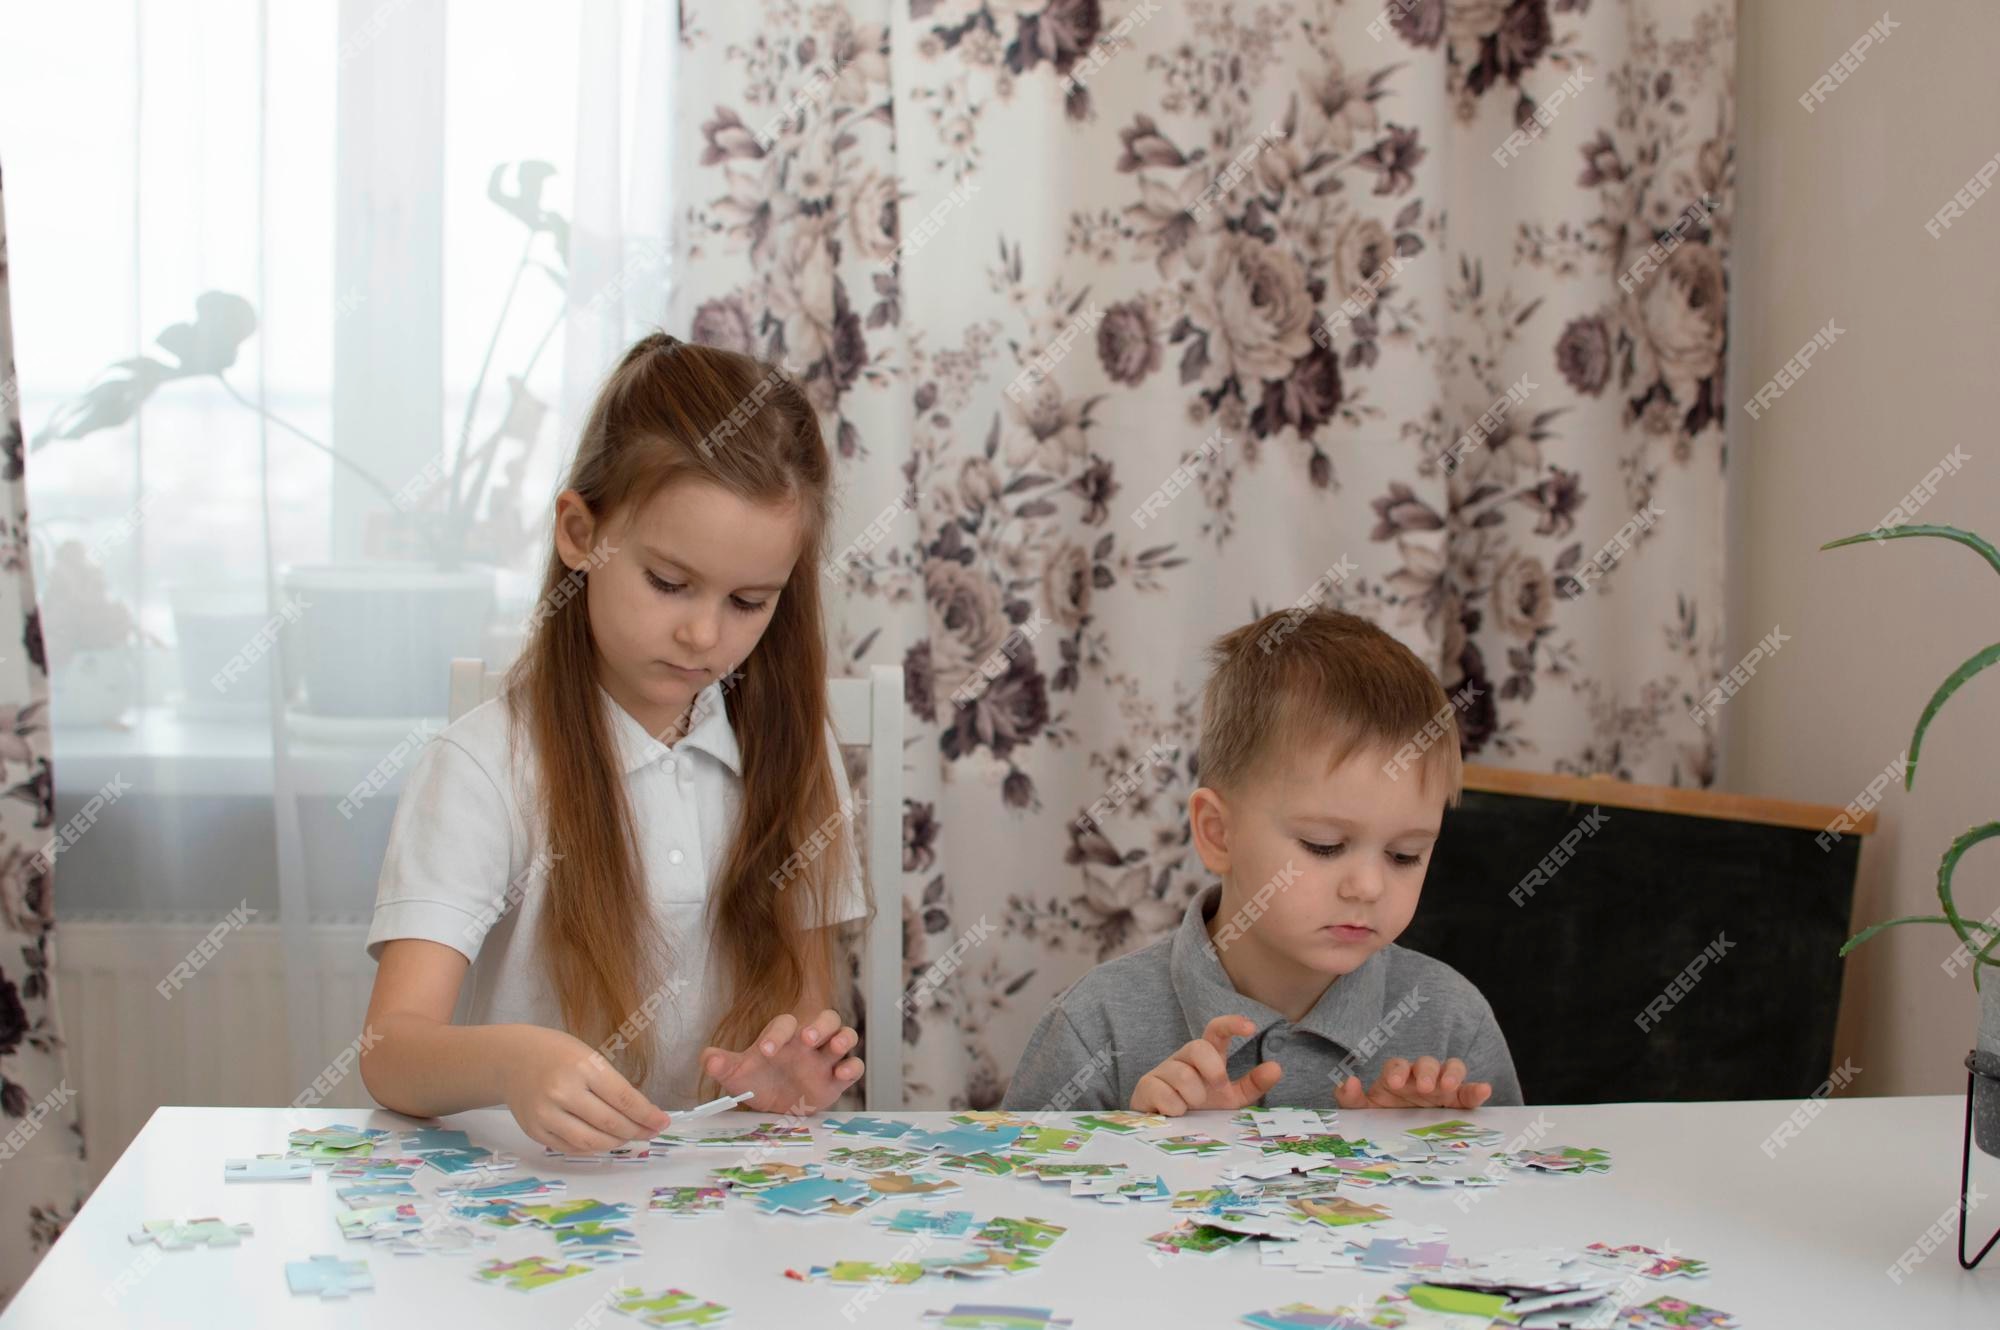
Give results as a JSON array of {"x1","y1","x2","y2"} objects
[
  {"x1": 552, "y1": 489, "x2": 600, "y2": 572},
  {"x1": 1188, "y1": 785, "x2": 1233, "y2": 876}
]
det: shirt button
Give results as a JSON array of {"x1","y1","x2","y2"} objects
[
  {"x1": 659, "y1": 754, "x2": 676, "y2": 773},
  {"x1": 668, "y1": 848, "x2": 685, "y2": 866}
]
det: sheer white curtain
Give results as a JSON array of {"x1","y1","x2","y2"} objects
[{"x1": 0, "y1": 0, "x2": 674, "y2": 1188}]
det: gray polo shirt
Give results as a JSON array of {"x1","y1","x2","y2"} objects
[{"x1": 1000, "y1": 883, "x2": 1523, "y2": 1111}]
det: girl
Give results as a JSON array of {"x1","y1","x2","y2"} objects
[{"x1": 359, "y1": 333, "x2": 870, "y2": 1154}]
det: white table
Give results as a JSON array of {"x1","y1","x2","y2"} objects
[{"x1": 5, "y1": 1098, "x2": 1999, "y2": 1327}]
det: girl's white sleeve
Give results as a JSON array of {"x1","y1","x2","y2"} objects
[
  {"x1": 365, "y1": 734, "x2": 516, "y2": 963},
  {"x1": 819, "y1": 718, "x2": 874, "y2": 929}
]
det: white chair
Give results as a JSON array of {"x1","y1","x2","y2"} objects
[{"x1": 448, "y1": 658, "x2": 905, "y2": 1109}]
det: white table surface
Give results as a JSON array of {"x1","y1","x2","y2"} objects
[{"x1": 6, "y1": 1098, "x2": 1999, "y2": 1328}]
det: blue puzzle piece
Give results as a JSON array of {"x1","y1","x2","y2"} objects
[
  {"x1": 754, "y1": 1177, "x2": 873, "y2": 1215},
  {"x1": 872, "y1": 1208, "x2": 975, "y2": 1236},
  {"x1": 904, "y1": 1125, "x2": 1023, "y2": 1155},
  {"x1": 400, "y1": 1128, "x2": 473, "y2": 1154},
  {"x1": 822, "y1": 1116, "x2": 914, "y2": 1140},
  {"x1": 286, "y1": 1255, "x2": 374, "y2": 1300}
]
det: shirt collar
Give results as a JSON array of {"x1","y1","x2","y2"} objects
[
  {"x1": 603, "y1": 679, "x2": 742, "y2": 777},
  {"x1": 1169, "y1": 881, "x2": 1390, "y2": 1054}
]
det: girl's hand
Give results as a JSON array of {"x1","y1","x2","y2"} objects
[
  {"x1": 701, "y1": 1009, "x2": 863, "y2": 1114},
  {"x1": 1131, "y1": 1015, "x2": 1283, "y2": 1116},
  {"x1": 499, "y1": 1025, "x2": 673, "y2": 1152},
  {"x1": 1333, "y1": 1056, "x2": 1493, "y2": 1110}
]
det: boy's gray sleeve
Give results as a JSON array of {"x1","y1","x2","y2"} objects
[
  {"x1": 1000, "y1": 1002, "x2": 1121, "y2": 1112},
  {"x1": 1463, "y1": 999, "x2": 1524, "y2": 1106}
]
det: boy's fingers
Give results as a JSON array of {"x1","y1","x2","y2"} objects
[
  {"x1": 1380, "y1": 1058, "x2": 1411, "y2": 1092},
  {"x1": 1179, "y1": 1039, "x2": 1231, "y2": 1092},
  {"x1": 1436, "y1": 1059, "x2": 1467, "y2": 1098},
  {"x1": 1143, "y1": 1078, "x2": 1188, "y2": 1116},
  {"x1": 1333, "y1": 1075, "x2": 1365, "y2": 1109},
  {"x1": 1201, "y1": 1014, "x2": 1254, "y2": 1058},
  {"x1": 1410, "y1": 1056, "x2": 1442, "y2": 1095},
  {"x1": 1229, "y1": 1060, "x2": 1282, "y2": 1106},
  {"x1": 1158, "y1": 1060, "x2": 1207, "y2": 1110},
  {"x1": 1459, "y1": 1081, "x2": 1493, "y2": 1109}
]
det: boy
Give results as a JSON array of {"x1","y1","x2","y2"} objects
[{"x1": 1002, "y1": 608, "x2": 1521, "y2": 1113}]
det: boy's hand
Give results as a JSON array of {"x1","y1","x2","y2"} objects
[
  {"x1": 1333, "y1": 1056, "x2": 1492, "y2": 1110},
  {"x1": 701, "y1": 1009, "x2": 863, "y2": 1115},
  {"x1": 1131, "y1": 1015, "x2": 1283, "y2": 1116}
]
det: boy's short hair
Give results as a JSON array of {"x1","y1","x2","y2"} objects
[{"x1": 1198, "y1": 607, "x2": 1464, "y2": 802}]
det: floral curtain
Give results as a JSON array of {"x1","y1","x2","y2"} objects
[
  {"x1": 670, "y1": 0, "x2": 1733, "y2": 1107},
  {"x1": 0, "y1": 161, "x2": 86, "y2": 1304}
]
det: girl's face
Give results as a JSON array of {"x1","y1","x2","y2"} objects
[{"x1": 554, "y1": 478, "x2": 803, "y2": 740}]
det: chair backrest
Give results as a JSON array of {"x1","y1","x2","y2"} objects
[{"x1": 446, "y1": 658, "x2": 905, "y2": 1110}]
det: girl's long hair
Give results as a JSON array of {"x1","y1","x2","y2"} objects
[{"x1": 505, "y1": 333, "x2": 853, "y2": 1091}]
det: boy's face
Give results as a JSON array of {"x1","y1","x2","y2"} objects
[{"x1": 1194, "y1": 739, "x2": 1447, "y2": 987}]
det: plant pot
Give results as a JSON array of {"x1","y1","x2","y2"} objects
[
  {"x1": 169, "y1": 583, "x2": 283, "y2": 713},
  {"x1": 1977, "y1": 979, "x2": 2000, "y2": 1159},
  {"x1": 280, "y1": 562, "x2": 495, "y2": 718}
]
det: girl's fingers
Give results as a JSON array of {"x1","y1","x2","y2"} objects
[
  {"x1": 542, "y1": 1107, "x2": 622, "y2": 1154},
  {"x1": 562, "y1": 1085, "x2": 659, "y2": 1144},
  {"x1": 824, "y1": 1026, "x2": 860, "y2": 1059},
  {"x1": 799, "y1": 1009, "x2": 842, "y2": 1048},
  {"x1": 701, "y1": 1046, "x2": 742, "y2": 1084},
  {"x1": 754, "y1": 1013, "x2": 799, "y2": 1057},
  {"x1": 585, "y1": 1059, "x2": 671, "y2": 1131},
  {"x1": 833, "y1": 1055, "x2": 864, "y2": 1083}
]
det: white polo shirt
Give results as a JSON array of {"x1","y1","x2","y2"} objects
[{"x1": 366, "y1": 678, "x2": 866, "y2": 1107}]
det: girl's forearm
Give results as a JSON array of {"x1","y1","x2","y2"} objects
[{"x1": 359, "y1": 1011, "x2": 525, "y2": 1119}]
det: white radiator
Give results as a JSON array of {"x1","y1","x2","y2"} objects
[{"x1": 52, "y1": 918, "x2": 378, "y2": 1188}]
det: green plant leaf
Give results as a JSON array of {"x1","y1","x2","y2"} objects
[
  {"x1": 1905, "y1": 643, "x2": 2000, "y2": 791},
  {"x1": 1822, "y1": 524, "x2": 2000, "y2": 581},
  {"x1": 1939, "y1": 822, "x2": 2000, "y2": 990}
]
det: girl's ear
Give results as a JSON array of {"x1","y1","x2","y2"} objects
[
  {"x1": 1188, "y1": 785, "x2": 1233, "y2": 876},
  {"x1": 552, "y1": 490, "x2": 600, "y2": 572}
]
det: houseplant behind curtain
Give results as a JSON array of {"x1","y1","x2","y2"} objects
[{"x1": 667, "y1": 0, "x2": 1733, "y2": 1108}]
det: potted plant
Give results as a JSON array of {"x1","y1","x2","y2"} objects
[
  {"x1": 1827, "y1": 522, "x2": 2000, "y2": 1157},
  {"x1": 32, "y1": 161, "x2": 576, "y2": 719}
]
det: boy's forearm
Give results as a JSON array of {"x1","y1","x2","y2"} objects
[{"x1": 359, "y1": 1012, "x2": 521, "y2": 1119}]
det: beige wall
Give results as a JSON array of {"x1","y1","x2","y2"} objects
[{"x1": 1726, "y1": 1, "x2": 2000, "y2": 1095}]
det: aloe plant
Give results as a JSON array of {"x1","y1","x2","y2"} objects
[{"x1": 1826, "y1": 523, "x2": 2000, "y2": 988}]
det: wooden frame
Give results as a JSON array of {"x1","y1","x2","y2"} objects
[{"x1": 1462, "y1": 763, "x2": 1877, "y2": 837}]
